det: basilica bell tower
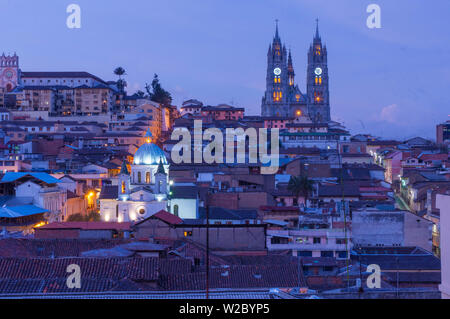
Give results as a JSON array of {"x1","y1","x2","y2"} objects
[
  {"x1": 261, "y1": 21, "x2": 291, "y2": 117},
  {"x1": 306, "y1": 20, "x2": 331, "y2": 123}
]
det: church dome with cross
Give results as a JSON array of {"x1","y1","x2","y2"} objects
[{"x1": 133, "y1": 129, "x2": 168, "y2": 165}]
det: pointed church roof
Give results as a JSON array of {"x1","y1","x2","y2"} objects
[
  {"x1": 145, "y1": 129, "x2": 153, "y2": 139},
  {"x1": 287, "y1": 50, "x2": 295, "y2": 78},
  {"x1": 273, "y1": 19, "x2": 282, "y2": 46},
  {"x1": 156, "y1": 157, "x2": 166, "y2": 175},
  {"x1": 120, "y1": 160, "x2": 129, "y2": 175},
  {"x1": 314, "y1": 18, "x2": 321, "y2": 41},
  {"x1": 274, "y1": 19, "x2": 280, "y2": 40}
]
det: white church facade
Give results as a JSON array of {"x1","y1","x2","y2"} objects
[{"x1": 99, "y1": 130, "x2": 170, "y2": 223}]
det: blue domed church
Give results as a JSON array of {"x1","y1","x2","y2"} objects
[{"x1": 99, "y1": 130, "x2": 170, "y2": 222}]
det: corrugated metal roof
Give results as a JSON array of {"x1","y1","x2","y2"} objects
[
  {"x1": 0, "y1": 172, "x2": 61, "y2": 184},
  {"x1": 0, "y1": 205, "x2": 48, "y2": 218}
]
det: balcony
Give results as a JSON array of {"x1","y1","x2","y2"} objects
[
  {"x1": 267, "y1": 242, "x2": 350, "y2": 252},
  {"x1": 267, "y1": 228, "x2": 352, "y2": 251},
  {"x1": 39, "y1": 186, "x2": 60, "y2": 194}
]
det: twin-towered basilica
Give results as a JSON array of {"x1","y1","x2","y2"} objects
[{"x1": 261, "y1": 20, "x2": 331, "y2": 123}]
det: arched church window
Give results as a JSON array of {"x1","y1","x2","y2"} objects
[
  {"x1": 315, "y1": 76, "x2": 322, "y2": 85},
  {"x1": 159, "y1": 180, "x2": 163, "y2": 193},
  {"x1": 315, "y1": 45, "x2": 321, "y2": 56},
  {"x1": 146, "y1": 171, "x2": 150, "y2": 184},
  {"x1": 138, "y1": 172, "x2": 142, "y2": 183},
  {"x1": 116, "y1": 205, "x2": 119, "y2": 218},
  {"x1": 121, "y1": 181, "x2": 126, "y2": 194},
  {"x1": 314, "y1": 92, "x2": 322, "y2": 103},
  {"x1": 174, "y1": 205, "x2": 179, "y2": 217}
]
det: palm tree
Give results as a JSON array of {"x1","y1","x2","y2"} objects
[
  {"x1": 114, "y1": 67, "x2": 127, "y2": 93},
  {"x1": 288, "y1": 175, "x2": 314, "y2": 208},
  {"x1": 113, "y1": 66, "x2": 126, "y2": 79}
]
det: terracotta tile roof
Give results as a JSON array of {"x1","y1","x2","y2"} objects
[
  {"x1": 38, "y1": 222, "x2": 131, "y2": 231},
  {"x1": 0, "y1": 257, "x2": 169, "y2": 293},
  {"x1": 0, "y1": 239, "x2": 131, "y2": 258},
  {"x1": 99, "y1": 185, "x2": 118, "y2": 200},
  {"x1": 151, "y1": 210, "x2": 183, "y2": 225},
  {"x1": 159, "y1": 264, "x2": 306, "y2": 291}
]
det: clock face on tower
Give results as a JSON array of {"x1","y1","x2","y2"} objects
[
  {"x1": 273, "y1": 68, "x2": 281, "y2": 76},
  {"x1": 5, "y1": 70, "x2": 13, "y2": 79},
  {"x1": 314, "y1": 67, "x2": 323, "y2": 76}
]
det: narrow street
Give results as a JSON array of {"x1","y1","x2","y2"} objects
[{"x1": 395, "y1": 193, "x2": 411, "y2": 212}]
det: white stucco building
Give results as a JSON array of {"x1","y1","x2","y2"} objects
[
  {"x1": 0, "y1": 172, "x2": 67, "y2": 222},
  {"x1": 437, "y1": 194, "x2": 450, "y2": 299}
]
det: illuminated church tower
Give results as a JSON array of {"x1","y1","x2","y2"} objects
[
  {"x1": 261, "y1": 20, "x2": 330, "y2": 122},
  {"x1": 0, "y1": 53, "x2": 20, "y2": 92},
  {"x1": 306, "y1": 20, "x2": 330, "y2": 122},
  {"x1": 261, "y1": 21, "x2": 290, "y2": 117},
  {"x1": 261, "y1": 22, "x2": 308, "y2": 118}
]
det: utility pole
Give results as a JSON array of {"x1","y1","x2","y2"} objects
[
  {"x1": 337, "y1": 139, "x2": 350, "y2": 289},
  {"x1": 396, "y1": 256, "x2": 399, "y2": 299},
  {"x1": 206, "y1": 204, "x2": 210, "y2": 299}
]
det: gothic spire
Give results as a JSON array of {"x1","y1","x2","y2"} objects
[
  {"x1": 314, "y1": 18, "x2": 321, "y2": 41},
  {"x1": 274, "y1": 19, "x2": 280, "y2": 41},
  {"x1": 288, "y1": 49, "x2": 294, "y2": 73},
  {"x1": 120, "y1": 160, "x2": 129, "y2": 175}
]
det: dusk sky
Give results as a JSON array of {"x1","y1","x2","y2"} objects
[{"x1": 1, "y1": 0, "x2": 449, "y2": 140}]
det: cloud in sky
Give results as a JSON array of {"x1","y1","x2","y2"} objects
[
  {"x1": 380, "y1": 104, "x2": 399, "y2": 123},
  {"x1": 0, "y1": 0, "x2": 449, "y2": 139}
]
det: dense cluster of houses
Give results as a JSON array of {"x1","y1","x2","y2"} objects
[{"x1": 0, "y1": 96, "x2": 449, "y2": 298}]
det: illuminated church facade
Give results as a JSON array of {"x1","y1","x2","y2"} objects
[
  {"x1": 261, "y1": 20, "x2": 331, "y2": 123},
  {"x1": 99, "y1": 130, "x2": 170, "y2": 223}
]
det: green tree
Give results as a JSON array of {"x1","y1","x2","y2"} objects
[
  {"x1": 288, "y1": 175, "x2": 314, "y2": 208},
  {"x1": 135, "y1": 90, "x2": 146, "y2": 98},
  {"x1": 145, "y1": 73, "x2": 172, "y2": 107},
  {"x1": 87, "y1": 211, "x2": 101, "y2": 222},
  {"x1": 66, "y1": 212, "x2": 101, "y2": 222},
  {"x1": 66, "y1": 213, "x2": 85, "y2": 222}
]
